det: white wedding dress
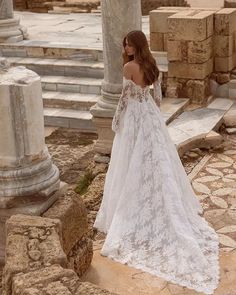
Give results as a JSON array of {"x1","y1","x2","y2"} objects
[{"x1": 94, "y1": 77, "x2": 219, "y2": 295}]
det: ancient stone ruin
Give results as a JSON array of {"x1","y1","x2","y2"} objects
[{"x1": 150, "y1": 7, "x2": 236, "y2": 104}]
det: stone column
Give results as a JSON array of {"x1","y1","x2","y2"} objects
[
  {"x1": 90, "y1": 0, "x2": 142, "y2": 157},
  {"x1": 0, "y1": 0, "x2": 27, "y2": 43},
  {"x1": 0, "y1": 58, "x2": 61, "y2": 265}
]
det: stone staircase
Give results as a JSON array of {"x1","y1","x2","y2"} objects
[
  {"x1": 0, "y1": 43, "x2": 103, "y2": 132},
  {"x1": 1, "y1": 42, "x2": 233, "y2": 150},
  {"x1": 1, "y1": 43, "x2": 182, "y2": 133}
]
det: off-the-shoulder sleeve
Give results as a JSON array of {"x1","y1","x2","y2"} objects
[
  {"x1": 112, "y1": 82, "x2": 129, "y2": 133},
  {"x1": 153, "y1": 77, "x2": 162, "y2": 107}
]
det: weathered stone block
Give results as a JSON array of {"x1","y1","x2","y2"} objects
[
  {"x1": 167, "y1": 40, "x2": 182, "y2": 62},
  {"x1": 168, "y1": 10, "x2": 214, "y2": 41},
  {"x1": 10, "y1": 264, "x2": 116, "y2": 295},
  {"x1": 215, "y1": 54, "x2": 236, "y2": 72},
  {"x1": 214, "y1": 35, "x2": 233, "y2": 57},
  {"x1": 149, "y1": 9, "x2": 184, "y2": 33},
  {"x1": 168, "y1": 37, "x2": 213, "y2": 63},
  {"x1": 150, "y1": 32, "x2": 164, "y2": 51},
  {"x1": 223, "y1": 103, "x2": 236, "y2": 126},
  {"x1": 216, "y1": 73, "x2": 231, "y2": 84},
  {"x1": 43, "y1": 194, "x2": 88, "y2": 255},
  {"x1": 11, "y1": 265, "x2": 78, "y2": 295},
  {"x1": 166, "y1": 78, "x2": 181, "y2": 98},
  {"x1": 163, "y1": 33, "x2": 168, "y2": 51},
  {"x1": 168, "y1": 58, "x2": 213, "y2": 79},
  {"x1": 3, "y1": 214, "x2": 67, "y2": 295},
  {"x1": 186, "y1": 78, "x2": 210, "y2": 104},
  {"x1": 67, "y1": 236, "x2": 93, "y2": 277},
  {"x1": 188, "y1": 37, "x2": 213, "y2": 63},
  {"x1": 215, "y1": 8, "x2": 236, "y2": 36}
]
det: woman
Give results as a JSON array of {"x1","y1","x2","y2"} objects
[{"x1": 94, "y1": 30, "x2": 219, "y2": 294}]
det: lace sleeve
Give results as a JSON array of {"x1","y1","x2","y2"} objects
[
  {"x1": 112, "y1": 83, "x2": 129, "y2": 133},
  {"x1": 153, "y1": 77, "x2": 162, "y2": 107}
]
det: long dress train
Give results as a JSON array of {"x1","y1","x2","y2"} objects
[{"x1": 94, "y1": 77, "x2": 219, "y2": 295}]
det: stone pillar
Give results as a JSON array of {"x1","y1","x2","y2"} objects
[
  {"x1": 166, "y1": 9, "x2": 214, "y2": 104},
  {"x1": 0, "y1": 58, "x2": 61, "y2": 265},
  {"x1": 90, "y1": 0, "x2": 142, "y2": 157},
  {"x1": 214, "y1": 8, "x2": 236, "y2": 73},
  {"x1": 0, "y1": 0, "x2": 27, "y2": 43}
]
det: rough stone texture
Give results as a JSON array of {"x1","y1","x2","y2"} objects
[
  {"x1": 215, "y1": 54, "x2": 236, "y2": 72},
  {"x1": 223, "y1": 103, "x2": 236, "y2": 127},
  {"x1": 142, "y1": 0, "x2": 189, "y2": 15},
  {"x1": 43, "y1": 192, "x2": 93, "y2": 277},
  {"x1": 2, "y1": 214, "x2": 67, "y2": 295},
  {"x1": 214, "y1": 35, "x2": 233, "y2": 57},
  {"x1": 216, "y1": 73, "x2": 231, "y2": 84},
  {"x1": 168, "y1": 58, "x2": 213, "y2": 79},
  {"x1": 168, "y1": 10, "x2": 214, "y2": 41},
  {"x1": 215, "y1": 8, "x2": 236, "y2": 35},
  {"x1": 168, "y1": 37, "x2": 213, "y2": 63},
  {"x1": 67, "y1": 235, "x2": 93, "y2": 277},
  {"x1": 43, "y1": 194, "x2": 88, "y2": 255},
  {"x1": 186, "y1": 78, "x2": 211, "y2": 104},
  {"x1": 10, "y1": 264, "x2": 116, "y2": 295}
]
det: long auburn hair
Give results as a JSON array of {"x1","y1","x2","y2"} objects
[{"x1": 122, "y1": 30, "x2": 159, "y2": 86}]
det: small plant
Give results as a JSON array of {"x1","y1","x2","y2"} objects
[{"x1": 75, "y1": 171, "x2": 95, "y2": 195}]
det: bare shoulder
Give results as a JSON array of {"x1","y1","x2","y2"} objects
[{"x1": 123, "y1": 61, "x2": 140, "y2": 79}]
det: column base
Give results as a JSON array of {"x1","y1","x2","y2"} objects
[
  {"x1": 0, "y1": 181, "x2": 68, "y2": 266},
  {"x1": 90, "y1": 103, "x2": 115, "y2": 156},
  {"x1": 0, "y1": 17, "x2": 28, "y2": 43}
]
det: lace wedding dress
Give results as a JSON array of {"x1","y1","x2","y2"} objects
[{"x1": 94, "y1": 77, "x2": 219, "y2": 294}]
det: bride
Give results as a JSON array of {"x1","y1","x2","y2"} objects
[{"x1": 94, "y1": 30, "x2": 219, "y2": 295}]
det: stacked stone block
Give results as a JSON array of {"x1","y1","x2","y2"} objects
[
  {"x1": 150, "y1": 8, "x2": 189, "y2": 51},
  {"x1": 141, "y1": 0, "x2": 189, "y2": 15},
  {"x1": 2, "y1": 215, "x2": 114, "y2": 295},
  {"x1": 214, "y1": 8, "x2": 236, "y2": 73},
  {"x1": 166, "y1": 10, "x2": 215, "y2": 104}
]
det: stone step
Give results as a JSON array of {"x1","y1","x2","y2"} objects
[
  {"x1": 41, "y1": 75, "x2": 102, "y2": 94},
  {"x1": 6, "y1": 57, "x2": 104, "y2": 79},
  {"x1": 168, "y1": 98, "x2": 233, "y2": 155},
  {"x1": 44, "y1": 107, "x2": 96, "y2": 132},
  {"x1": 42, "y1": 91, "x2": 100, "y2": 111},
  {"x1": 160, "y1": 98, "x2": 190, "y2": 125},
  {"x1": 42, "y1": 97, "x2": 189, "y2": 131},
  {"x1": 0, "y1": 42, "x2": 103, "y2": 61}
]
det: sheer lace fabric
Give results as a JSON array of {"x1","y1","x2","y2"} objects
[{"x1": 94, "y1": 78, "x2": 219, "y2": 295}]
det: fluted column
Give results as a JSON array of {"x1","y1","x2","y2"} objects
[
  {"x1": 90, "y1": 0, "x2": 142, "y2": 156},
  {"x1": 0, "y1": 0, "x2": 27, "y2": 43}
]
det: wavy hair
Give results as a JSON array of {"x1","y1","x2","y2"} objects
[{"x1": 122, "y1": 30, "x2": 159, "y2": 86}]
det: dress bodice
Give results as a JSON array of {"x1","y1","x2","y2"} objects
[
  {"x1": 123, "y1": 78, "x2": 150, "y2": 102},
  {"x1": 112, "y1": 77, "x2": 162, "y2": 133}
]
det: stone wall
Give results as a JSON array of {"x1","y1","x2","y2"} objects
[
  {"x1": 13, "y1": 0, "x2": 100, "y2": 12},
  {"x1": 225, "y1": 0, "x2": 236, "y2": 7},
  {"x1": 1, "y1": 214, "x2": 115, "y2": 295},
  {"x1": 150, "y1": 7, "x2": 236, "y2": 104},
  {"x1": 141, "y1": 0, "x2": 189, "y2": 15}
]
